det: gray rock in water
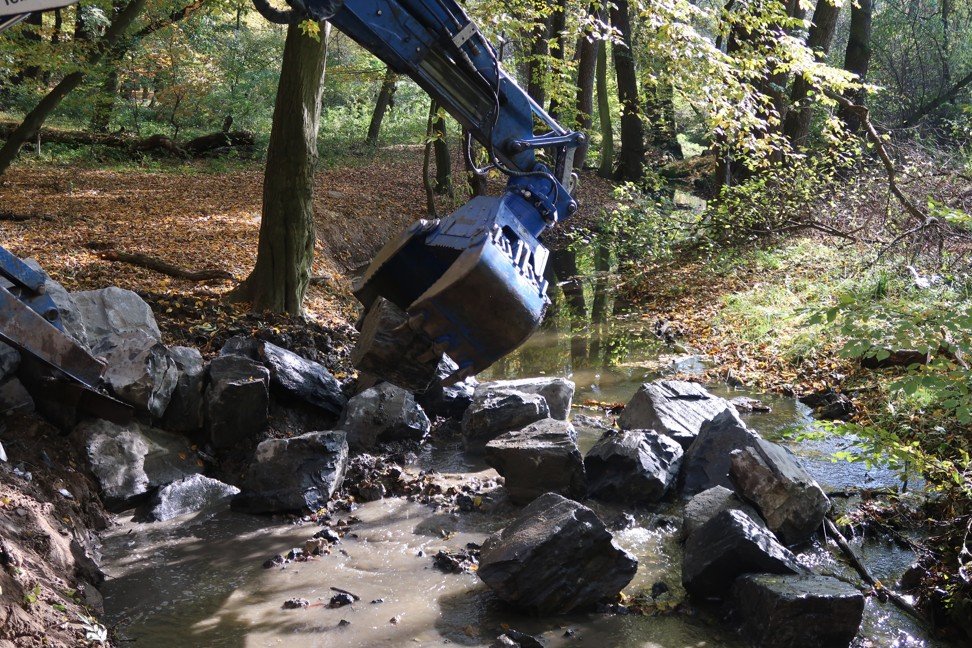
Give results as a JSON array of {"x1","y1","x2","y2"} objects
[
  {"x1": 681, "y1": 408, "x2": 760, "y2": 495},
  {"x1": 730, "y1": 439, "x2": 830, "y2": 545},
  {"x1": 0, "y1": 378, "x2": 34, "y2": 415},
  {"x1": 584, "y1": 429, "x2": 683, "y2": 503},
  {"x1": 462, "y1": 390, "x2": 549, "y2": 453},
  {"x1": 260, "y1": 341, "x2": 346, "y2": 417},
  {"x1": 90, "y1": 330, "x2": 179, "y2": 418},
  {"x1": 477, "y1": 492, "x2": 638, "y2": 613},
  {"x1": 149, "y1": 474, "x2": 240, "y2": 521},
  {"x1": 416, "y1": 355, "x2": 477, "y2": 419},
  {"x1": 682, "y1": 485, "x2": 766, "y2": 538},
  {"x1": 0, "y1": 343, "x2": 20, "y2": 381},
  {"x1": 23, "y1": 259, "x2": 88, "y2": 346},
  {"x1": 161, "y1": 346, "x2": 206, "y2": 432},
  {"x1": 682, "y1": 508, "x2": 804, "y2": 598},
  {"x1": 618, "y1": 380, "x2": 733, "y2": 449},
  {"x1": 72, "y1": 286, "x2": 162, "y2": 346},
  {"x1": 205, "y1": 355, "x2": 270, "y2": 449},
  {"x1": 732, "y1": 574, "x2": 865, "y2": 648},
  {"x1": 484, "y1": 419, "x2": 585, "y2": 504},
  {"x1": 76, "y1": 419, "x2": 202, "y2": 508},
  {"x1": 233, "y1": 431, "x2": 348, "y2": 513},
  {"x1": 338, "y1": 382, "x2": 430, "y2": 449},
  {"x1": 474, "y1": 377, "x2": 575, "y2": 420}
]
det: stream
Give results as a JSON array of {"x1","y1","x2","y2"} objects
[{"x1": 100, "y1": 309, "x2": 952, "y2": 647}]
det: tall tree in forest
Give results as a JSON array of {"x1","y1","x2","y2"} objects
[
  {"x1": 366, "y1": 66, "x2": 398, "y2": 146},
  {"x1": 547, "y1": 0, "x2": 568, "y2": 119},
  {"x1": 609, "y1": 0, "x2": 645, "y2": 180},
  {"x1": 839, "y1": 0, "x2": 872, "y2": 131},
  {"x1": 227, "y1": 20, "x2": 329, "y2": 314},
  {"x1": 0, "y1": 0, "x2": 148, "y2": 177},
  {"x1": 572, "y1": 6, "x2": 598, "y2": 169},
  {"x1": 526, "y1": 0, "x2": 551, "y2": 105},
  {"x1": 595, "y1": 37, "x2": 614, "y2": 178},
  {"x1": 783, "y1": 0, "x2": 842, "y2": 147}
]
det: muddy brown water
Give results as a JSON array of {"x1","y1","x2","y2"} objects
[{"x1": 101, "y1": 317, "x2": 952, "y2": 647}]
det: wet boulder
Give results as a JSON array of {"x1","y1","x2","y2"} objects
[
  {"x1": 0, "y1": 378, "x2": 34, "y2": 415},
  {"x1": 76, "y1": 419, "x2": 202, "y2": 509},
  {"x1": 205, "y1": 355, "x2": 270, "y2": 449},
  {"x1": 462, "y1": 390, "x2": 549, "y2": 452},
  {"x1": 584, "y1": 429, "x2": 683, "y2": 503},
  {"x1": 681, "y1": 408, "x2": 760, "y2": 495},
  {"x1": 477, "y1": 493, "x2": 638, "y2": 613},
  {"x1": 682, "y1": 485, "x2": 765, "y2": 538},
  {"x1": 338, "y1": 382, "x2": 431, "y2": 449},
  {"x1": 259, "y1": 341, "x2": 346, "y2": 418},
  {"x1": 732, "y1": 574, "x2": 865, "y2": 648},
  {"x1": 416, "y1": 355, "x2": 477, "y2": 419},
  {"x1": 233, "y1": 431, "x2": 348, "y2": 513},
  {"x1": 800, "y1": 389, "x2": 855, "y2": 421},
  {"x1": 474, "y1": 377, "x2": 574, "y2": 420},
  {"x1": 484, "y1": 419, "x2": 585, "y2": 504},
  {"x1": 149, "y1": 474, "x2": 240, "y2": 521},
  {"x1": 618, "y1": 380, "x2": 733, "y2": 449},
  {"x1": 72, "y1": 286, "x2": 162, "y2": 346},
  {"x1": 682, "y1": 508, "x2": 804, "y2": 598},
  {"x1": 729, "y1": 439, "x2": 830, "y2": 545},
  {"x1": 161, "y1": 346, "x2": 206, "y2": 432}
]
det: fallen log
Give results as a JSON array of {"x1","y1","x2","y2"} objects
[
  {"x1": 94, "y1": 248, "x2": 236, "y2": 282},
  {"x1": 184, "y1": 131, "x2": 255, "y2": 156}
]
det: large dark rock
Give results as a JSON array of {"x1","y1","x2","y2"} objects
[
  {"x1": 0, "y1": 343, "x2": 20, "y2": 381},
  {"x1": 76, "y1": 419, "x2": 202, "y2": 508},
  {"x1": 729, "y1": 439, "x2": 830, "y2": 545},
  {"x1": 233, "y1": 431, "x2": 348, "y2": 513},
  {"x1": 475, "y1": 377, "x2": 575, "y2": 420},
  {"x1": 682, "y1": 485, "x2": 765, "y2": 538},
  {"x1": 462, "y1": 390, "x2": 549, "y2": 452},
  {"x1": 477, "y1": 493, "x2": 637, "y2": 613},
  {"x1": 584, "y1": 429, "x2": 683, "y2": 503},
  {"x1": 149, "y1": 474, "x2": 240, "y2": 521},
  {"x1": 0, "y1": 378, "x2": 34, "y2": 415},
  {"x1": 732, "y1": 574, "x2": 865, "y2": 648},
  {"x1": 205, "y1": 355, "x2": 270, "y2": 449},
  {"x1": 618, "y1": 380, "x2": 733, "y2": 449},
  {"x1": 338, "y1": 382, "x2": 430, "y2": 449},
  {"x1": 682, "y1": 508, "x2": 804, "y2": 597},
  {"x1": 259, "y1": 341, "x2": 346, "y2": 417},
  {"x1": 484, "y1": 419, "x2": 585, "y2": 504},
  {"x1": 91, "y1": 331, "x2": 179, "y2": 417},
  {"x1": 161, "y1": 346, "x2": 206, "y2": 432},
  {"x1": 800, "y1": 389, "x2": 855, "y2": 421},
  {"x1": 415, "y1": 355, "x2": 477, "y2": 419},
  {"x1": 681, "y1": 408, "x2": 760, "y2": 495}
]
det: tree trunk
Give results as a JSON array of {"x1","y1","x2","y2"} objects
[
  {"x1": 526, "y1": 1, "x2": 551, "y2": 105},
  {"x1": 463, "y1": 128, "x2": 488, "y2": 197},
  {"x1": 839, "y1": 0, "x2": 873, "y2": 131},
  {"x1": 899, "y1": 69, "x2": 972, "y2": 128},
  {"x1": 431, "y1": 103, "x2": 452, "y2": 195},
  {"x1": 547, "y1": 0, "x2": 568, "y2": 119},
  {"x1": 226, "y1": 22, "x2": 329, "y2": 315},
  {"x1": 11, "y1": 13, "x2": 43, "y2": 85},
  {"x1": 572, "y1": 8, "x2": 598, "y2": 170},
  {"x1": 366, "y1": 67, "x2": 398, "y2": 146},
  {"x1": 90, "y1": 65, "x2": 122, "y2": 133},
  {"x1": 782, "y1": 0, "x2": 842, "y2": 147},
  {"x1": 0, "y1": 0, "x2": 148, "y2": 177},
  {"x1": 609, "y1": 0, "x2": 644, "y2": 181},
  {"x1": 595, "y1": 39, "x2": 614, "y2": 179}
]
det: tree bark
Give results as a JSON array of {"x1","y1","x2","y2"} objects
[
  {"x1": 366, "y1": 67, "x2": 398, "y2": 146},
  {"x1": 431, "y1": 103, "x2": 452, "y2": 195},
  {"x1": 782, "y1": 0, "x2": 842, "y2": 147},
  {"x1": 572, "y1": 7, "x2": 598, "y2": 170},
  {"x1": 595, "y1": 38, "x2": 614, "y2": 179},
  {"x1": 899, "y1": 68, "x2": 972, "y2": 128},
  {"x1": 0, "y1": 0, "x2": 148, "y2": 177},
  {"x1": 839, "y1": 0, "x2": 873, "y2": 131},
  {"x1": 526, "y1": 1, "x2": 551, "y2": 106},
  {"x1": 463, "y1": 128, "x2": 488, "y2": 197},
  {"x1": 609, "y1": 0, "x2": 644, "y2": 181},
  {"x1": 547, "y1": 0, "x2": 568, "y2": 119},
  {"x1": 226, "y1": 21, "x2": 329, "y2": 315}
]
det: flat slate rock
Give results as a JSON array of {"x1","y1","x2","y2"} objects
[
  {"x1": 585, "y1": 429, "x2": 683, "y2": 503},
  {"x1": 478, "y1": 493, "x2": 637, "y2": 614},
  {"x1": 681, "y1": 408, "x2": 760, "y2": 495},
  {"x1": 462, "y1": 390, "x2": 549, "y2": 453},
  {"x1": 732, "y1": 573, "x2": 865, "y2": 648},
  {"x1": 682, "y1": 508, "x2": 804, "y2": 598},
  {"x1": 618, "y1": 380, "x2": 733, "y2": 449},
  {"x1": 474, "y1": 377, "x2": 575, "y2": 420},
  {"x1": 260, "y1": 341, "x2": 346, "y2": 416},
  {"x1": 484, "y1": 419, "x2": 585, "y2": 504}
]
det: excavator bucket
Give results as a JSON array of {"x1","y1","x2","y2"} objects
[{"x1": 352, "y1": 195, "x2": 550, "y2": 388}]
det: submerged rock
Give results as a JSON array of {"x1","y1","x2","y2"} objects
[
  {"x1": 682, "y1": 508, "x2": 803, "y2": 598},
  {"x1": 584, "y1": 429, "x2": 683, "y2": 503},
  {"x1": 729, "y1": 439, "x2": 830, "y2": 545},
  {"x1": 149, "y1": 474, "x2": 240, "y2": 521},
  {"x1": 462, "y1": 390, "x2": 549, "y2": 452},
  {"x1": 484, "y1": 419, "x2": 585, "y2": 504},
  {"x1": 682, "y1": 485, "x2": 765, "y2": 538},
  {"x1": 732, "y1": 573, "x2": 865, "y2": 648},
  {"x1": 76, "y1": 419, "x2": 202, "y2": 508},
  {"x1": 260, "y1": 341, "x2": 346, "y2": 417},
  {"x1": 730, "y1": 396, "x2": 772, "y2": 413},
  {"x1": 475, "y1": 377, "x2": 575, "y2": 420},
  {"x1": 234, "y1": 431, "x2": 348, "y2": 513},
  {"x1": 205, "y1": 354, "x2": 270, "y2": 449},
  {"x1": 338, "y1": 382, "x2": 431, "y2": 449},
  {"x1": 681, "y1": 408, "x2": 760, "y2": 495},
  {"x1": 161, "y1": 346, "x2": 206, "y2": 432},
  {"x1": 618, "y1": 380, "x2": 733, "y2": 449},
  {"x1": 477, "y1": 492, "x2": 637, "y2": 613}
]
